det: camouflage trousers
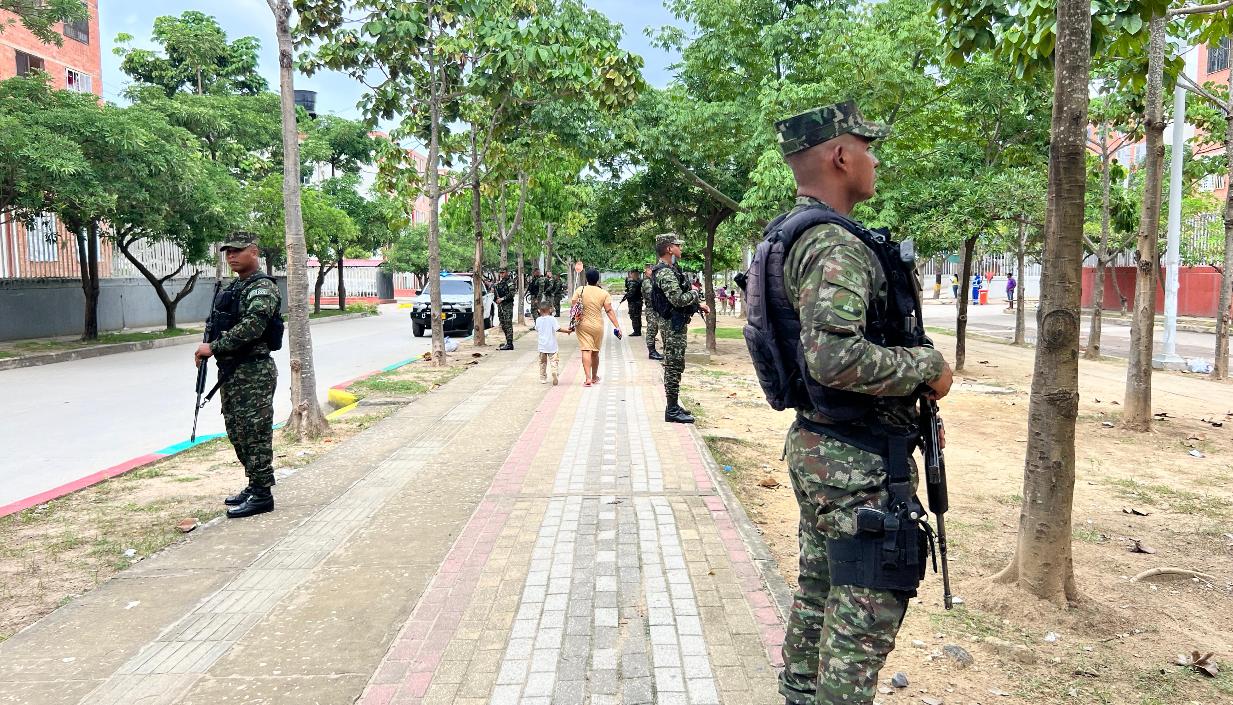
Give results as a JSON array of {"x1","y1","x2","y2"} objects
[
  {"x1": 553, "y1": 298, "x2": 562, "y2": 318},
  {"x1": 661, "y1": 319, "x2": 688, "y2": 401},
  {"x1": 498, "y1": 301, "x2": 514, "y2": 345},
  {"x1": 779, "y1": 421, "x2": 910, "y2": 705},
  {"x1": 220, "y1": 357, "x2": 277, "y2": 489},
  {"x1": 627, "y1": 300, "x2": 642, "y2": 335},
  {"x1": 644, "y1": 308, "x2": 664, "y2": 350}
]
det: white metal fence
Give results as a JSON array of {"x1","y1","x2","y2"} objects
[{"x1": 305, "y1": 265, "x2": 383, "y2": 298}]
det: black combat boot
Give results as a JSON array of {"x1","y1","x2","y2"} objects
[
  {"x1": 664, "y1": 395, "x2": 695, "y2": 424},
  {"x1": 648, "y1": 347, "x2": 664, "y2": 361},
  {"x1": 224, "y1": 486, "x2": 253, "y2": 506},
  {"x1": 497, "y1": 342, "x2": 513, "y2": 351},
  {"x1": 227, "y1": 486, "x2": 274, "y2": 518}
]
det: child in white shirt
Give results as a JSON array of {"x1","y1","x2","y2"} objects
[{"x1": 535, "y1": 302, "x2": 571, "y2": 385}]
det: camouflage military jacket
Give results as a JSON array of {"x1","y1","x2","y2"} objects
[
  {"x1": 211, "y1": 275, "x2": 281, "y2": 362},
  {"x1": 653, "y1": 262, "x2": 700, "y2": 311},
  {"x1": 624, "y1": 277, "x2": 642, "y2": 303},
  {"x1": 782, "y1": 196, "x2": 943, "y2": 427},
  {"x1": 494, "y1": 277, "x2": 514, "y2": 304},
  {"x1": 641, "y1": 276, "x2": 655, "y2": 303}
]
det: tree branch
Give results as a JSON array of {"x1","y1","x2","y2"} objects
[
  {"x1": 662, "y1": 154, "x2": 745, "y2": 214},
  {"x1": 1179, "y1": 72, "x2": 1229, "y2": 112},
  {"x1": 1169, "y1": 0, "x2": 1233, "y2": 15}
]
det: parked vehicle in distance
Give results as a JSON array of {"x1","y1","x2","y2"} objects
[{"x1": 410, "y1": 275, "x2": 495, "y2": 338}]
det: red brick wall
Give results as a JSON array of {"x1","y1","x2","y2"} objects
[
  {"x1": 1081, "y1": 266, "x2": 1226, "y2": 319},
  {"x1": 0, "y1": 0, "x2": 102, "y2": 96}
]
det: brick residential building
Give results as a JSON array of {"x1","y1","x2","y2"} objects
[{"x1": 0, "y1": 1, "x2": 107, "y2": 279}]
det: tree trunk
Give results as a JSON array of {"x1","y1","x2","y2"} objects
[
  {"x1": 1215, "y1": 111, "x2": 1233, "y2": 379},
  {"x1": 1086, "y1": 137, "x2": 1114, "y2": 359},
  {"x1": 75, "y1": 223, "x2": 100, "y2": 340},
  {"x1": 115, "y1": 237, "x2": 199, "y2": 331},
  {"x1": 270, "y1": 0, "x2": 329, "y2": 438},
  {"x1": 545, "y1": 222, "x2": 554, "y2": 278},
  {"x1": 470, "y1": 130, "x2": 486, "y2": 345},
  {"x1": 516, "y1": 244, "x2": 528, "y2": 327},
  {"x1": 992, "y1": 0, "x2": 1089, "y2": 607},
  {"x1": 1123, "y1": 17, "x2": 1167, "y2": 432},
  {"x1": 1014, "y1": 222, "x2": 1027, "y2": 346},
  {"x1": 337, "y1": 252, "x2": 346, "y2": 310},
  {"x1": 426, "y1": 77, "x2": 446, "y2": 365},
  {"x1": 955, "y1": 235, "x2": 977, "y2": 371},
  {"x1": 704, "y1": 221, "x2": 717, "y2": 354},
  {"x1": 314, "y1": 264, "x2": 328, "y2": 314}
]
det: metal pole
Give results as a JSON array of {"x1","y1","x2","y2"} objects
[{"x1": 1157, "y1": 83, "x2": 1186, "y2": 367}]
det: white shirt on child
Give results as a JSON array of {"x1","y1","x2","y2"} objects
[{"x1": 535, "y1": 315, "x2": 560, "y2": 353}]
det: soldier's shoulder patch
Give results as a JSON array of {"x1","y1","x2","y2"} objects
[
  {"x1": 830, "y1": 288, "x2": 866, "y2": 322},
  {"x1": 246, "y1": 279, "x2": 279, "y2": 300}
]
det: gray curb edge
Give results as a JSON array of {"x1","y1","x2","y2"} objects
[
  {"x1": 0, "y1": 312, "x2": 373, "y2": 372},
  {"x1": 685, "y1": 424, "x2": 795, "y2": 626}
]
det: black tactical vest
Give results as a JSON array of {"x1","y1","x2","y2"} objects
[{"x1": 739, "y1": 204, "x2": 924, "y2": 423}]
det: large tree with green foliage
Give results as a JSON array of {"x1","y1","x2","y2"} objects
[{"x1": 114, "y1": 11, "x2": 267, "y2": 97}]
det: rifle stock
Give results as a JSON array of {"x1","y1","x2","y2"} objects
[{"x1": 922, "y1": 398, "x2": 954, "y2": 609}]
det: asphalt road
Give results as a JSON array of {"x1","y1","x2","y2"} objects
[
  {"x1": 926, "y1": 301, "x2": 1229, "y2": 365},
  {"x1": 0, "y1": 306, "x2": 435, "y2": 508}
]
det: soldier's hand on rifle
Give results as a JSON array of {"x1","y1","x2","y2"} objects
[
  {"x1": 938, "y1": 417, "x2": 946, "y2": 449},
  {"x1": 195, "y1": 343, "x2": 213, "y2": 365},
  {"x1": 699, "y1": 303, "x2": 710, "y2": 315},
  {"x1": 927, "y1": 360, "x2": 953, "y2": 400}
]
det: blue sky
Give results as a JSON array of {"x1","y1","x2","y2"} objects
[{"x1": 98, "y1": 0, "x2": 682, "y2": 118}]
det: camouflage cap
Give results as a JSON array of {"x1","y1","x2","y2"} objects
[
  {"x1": 775, "y1": 101, "x2": 890, "y2": 156},
  {"x1": 219, "y1": 231, "x2": 259, "y2": 251},
  {"x1": 655, "y1": 233, "x2": 682, "y2": 248}
]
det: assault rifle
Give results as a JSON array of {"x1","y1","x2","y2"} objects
[
  {"x1": 920, "y1": 397, "x2": 954, "y2": 609},
  {"x1": 190, "y1": 280, "x2": 223, "y2": 443}
]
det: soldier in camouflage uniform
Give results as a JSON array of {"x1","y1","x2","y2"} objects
[
  {"x1": 642, "y1": 264, "x2": 664, "y2": 360},
  {"x1": 771, "y1": 102, "x2": 953, "y2": 705},
  {"x1": 550, "y1": 272, "x2": 564, "y2": 317},
  {"x1": 621, "y1": 269, "x2": 643, "y2": 336},
  {"x1": 195, "y1": 233, "x2": 284, "y2": 519},
  {"x1": 493, "y1": 267, "x2": 515, "y2": 350},
  {"x1": 651, "y1": 234, "x2": 708, "y2": 424}
]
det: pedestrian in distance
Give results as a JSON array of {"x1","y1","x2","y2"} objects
[
  {"x1": 1006, "y1": 271, "x2": 1017, "y2": 309},
  {"x1": 494, "y1": 267, "x2": 515, "y2": 350},
  {"x1": 621, "y1": 268, "x2": 644, "y2": 336},
  {"x1": 550, "y1": 271, "x2": 565, "y2": 318},
  {"x1": 642, "y1": 263, "x2": 666, "y2": 360},
  {"x1": 570, "y1": 268, "x2": 622, "y2": 387},
  {"x1": 950, "y1": 273, "x2": 959, "y2": 300},
  {"x1": 728, "y1": 287, "x2": 738, "y2": 316},
  {"x1": 649, "y1": 233, "x2": 708, "y2": 423},
  {"x1": 717, "y1": 284, "x2": 729, "y2": 315},
  {"x1": 747, "y1": 102, "x2": 953, "y2": 705},
  {"x1": 194, "y1": 232, "x2": 285, "y2": 519},
  {"x1": 535, "y1": 302, "x2": 571, "y2": 385}
]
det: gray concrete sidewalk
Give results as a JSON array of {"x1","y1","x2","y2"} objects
[{"x1": 0, "y1": 324, "x2": 788, "y2": 705}]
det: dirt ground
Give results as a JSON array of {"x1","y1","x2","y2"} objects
[
  {"x1": 683, "y1": 315, "x2": 1233, "y2": 705},
  {"x1": 0, "y1": 340, "x2": 499, "y2": 643}
]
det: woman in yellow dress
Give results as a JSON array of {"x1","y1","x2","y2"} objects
[{"x1": 570, "y1": 268, "x2": 622, "y2": 386}]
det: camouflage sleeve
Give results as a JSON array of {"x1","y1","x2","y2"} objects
[
  {"x1": 786, "y1": 227, "x2": 943, "y2": 396},
  {"x1": 211, "y1": 280, "x2": 279, "y2": 355},
  {"x1": 654, "y1": 267, "x2": 700, "y2": 309}
]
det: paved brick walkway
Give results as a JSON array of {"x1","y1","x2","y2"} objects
[
  {"x1": 355, "y1": 337, "x2": 787, "y2": 705},
  {"x1": 1, "y1": 329, "x2": 788, "y2": 705}
]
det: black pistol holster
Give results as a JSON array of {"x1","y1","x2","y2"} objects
[{"x1": 801, "y1": 419, "x2": 935, "y2": 596}]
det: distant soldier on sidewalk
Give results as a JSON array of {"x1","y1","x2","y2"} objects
[
  {"x1": 494, "y1": 267, "x2": 515, "y2": 350},
  {"x1": 194, "y1": 232, "x2": 284, "y2": 519},
  {"x1": 650, "y1": 234, "x2": 707, "y2": 423},
  {"x1": 549, "y1": 271, "x2": 565, "y2": 317},
  {"x1": 642, "y1": 263, "x2": 664, "y2": 360},
  {"x1": 621, "y1": 268, "x2": 644, "y2": 336}
]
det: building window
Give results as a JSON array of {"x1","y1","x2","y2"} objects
[
  {"x1": 66, "y1": 68, "x2": 92, "y2": 93},
  {"x1": 15, "y1": 51, "x2": 46, "y2": 77},
  {"x1": 63, "y1": 16, "x2": 89, "y2": 44},
  {"x1": 26, "y1": 214, "x2": 59, "y2": 263},
  {"x1": 1208, "y1": 38, "x2": 1231, "y2": 74}
]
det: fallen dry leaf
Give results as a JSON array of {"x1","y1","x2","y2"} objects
[
  {"x1": 1177, "y1": 650, "x2": 1219, "y2": 678},
  {"x1": 176, "y1": 518, "x2": 199, "y2": 533},
  {"x1": 1122, "y1": 507, "x2": 1150, "y2": 516},
  {"x1": 758, "y1": 477, "x2": 781, "y2": 489},
  {"x1": 1129, "y1": 539, "x2": 1156, "y2": 554}
]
